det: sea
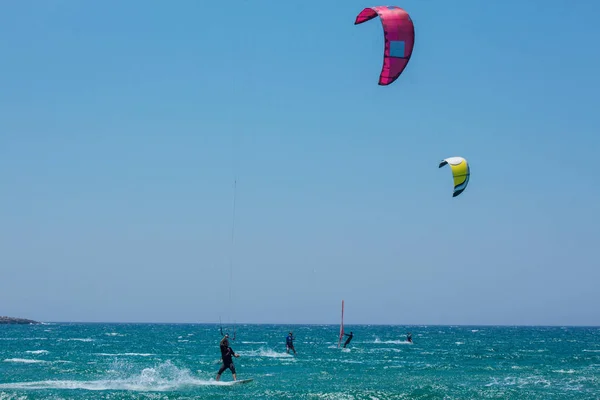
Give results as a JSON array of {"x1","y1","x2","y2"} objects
[{"x1": 1, "y1": 323, "x2": 599, "y2": 399}]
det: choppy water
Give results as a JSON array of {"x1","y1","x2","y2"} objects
[{"x1": 1, "y1": 323, "x2": 599, "y2": 399}]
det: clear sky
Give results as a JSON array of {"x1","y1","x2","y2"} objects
[{"x1": 1, "y1": 0, "x2": 599, "y2": 326}]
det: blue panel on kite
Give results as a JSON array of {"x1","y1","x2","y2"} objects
[{"x1": 389, "y1": 40, "x2": 406, "y2": 58}]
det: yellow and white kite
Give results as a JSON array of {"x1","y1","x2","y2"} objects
[{"x1": 438, "y1": 157, "x2": 470, "y2": 197}]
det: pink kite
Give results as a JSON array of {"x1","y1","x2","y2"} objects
[{"x1": 354, "y1": 6, "x2": 415, "y2": 86}]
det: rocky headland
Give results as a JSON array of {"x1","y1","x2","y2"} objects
[{"x1": 0, "y1": 316, "x2": 40, "y2": 324}]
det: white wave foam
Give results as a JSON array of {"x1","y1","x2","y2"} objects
[
  {"x1": 373, "y1": 338, "x2": 412, "y2": 345},
  {"x1": 3, "y1": 358, "x2": 70, "y2": 365},
  {"x1": 485, "y1": 376, "x2": 551, "y2": 388},
  {"x1": 0, "y1": 378, "x2": 229, "y2": 392},
  {"x1": 241, "y1": 341, "x2": 267, "y2": 344},
  {"x1": 25, "y1": 350, "x2": 48, "y2": 355},
  {"x1": 58, "y1": 338, "x2": 94, "y2": 342},
  {"x1": 0, "y1": 361, "x2": 243, "y2": 392},
  {"x1": 3, "y1": 358, "x2": 48, "y2": 364},
  {"x1": 238, "y1": 348, "x2": 294, "y2": 359},
  {"x1": 0, "y1": 392, "x2": 29, "y2": 400}
]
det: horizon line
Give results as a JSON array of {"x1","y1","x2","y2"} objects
[{"x1": 27, "y1": 321, "x2": 600, "y2": 328}]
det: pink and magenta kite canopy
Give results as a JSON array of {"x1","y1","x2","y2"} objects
[{"x1": 355, "y1": 6, "x2": 415, "y2": 86}]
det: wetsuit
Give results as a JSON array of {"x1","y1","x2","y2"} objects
[
  {"x1": 407, "y1": 333, "x2": 412, "y2": 343},
  {"x1": 343, "y1": 332, "x2": 354, "y2": 348},
  {"x1": 217, "y1": 344, "x2": 236, "y2": 376},
  {"x1": 286, "y1": 334, "x2": 296, "y2": 354},
  {"x1": 219, "y1": 339, "x2": 229, "y2": 359}
]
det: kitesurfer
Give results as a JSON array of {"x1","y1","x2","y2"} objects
[
  {"x1": 216, "y1": 334, "x2": 240, "y2": 381},
  {"x1": 407, "y1": 332, "x2": 412, "y2": 343},
  {"x1": 343, "y1": 331, "x2": 354, "y2": 348},
  {"x1": 286, "y1": 332, "x2": 296, "y2": 354}
]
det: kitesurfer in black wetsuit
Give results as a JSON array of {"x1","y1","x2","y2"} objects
[
  {"x1": 286, "y1": 332, "x2": 296, "y2": 354},
  {"x1": 407, "y1": 332, "x2": 412, "y2": 343},
  {"x1": 343, "y1": 331, "x2": 354, "y2": 348},
  {"x1": 216, "y1": 335, "x2": 240, "y2": 381}
]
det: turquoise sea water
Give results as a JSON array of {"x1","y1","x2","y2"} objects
[{"x1": 1, "y1": 323, "x2": 599, "y2": 399}]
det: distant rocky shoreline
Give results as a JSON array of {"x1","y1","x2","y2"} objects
[{"x1": 0, "y1": 316, "x2": 40, "y2": 324}]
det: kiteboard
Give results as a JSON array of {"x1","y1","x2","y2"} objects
[{"x1": 231, "y1": 378, "x2": 253, "y2": 385}]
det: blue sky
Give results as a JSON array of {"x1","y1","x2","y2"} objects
[{"x1": 1, "y1": 0, "x2": 599, "y2": 325}]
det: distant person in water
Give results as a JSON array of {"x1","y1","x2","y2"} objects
[
  {"x1": 406, "y1": 332, "x2": 412, "y2": 343},
  {"x1": 286, "y1": 332, "x2": 296, "y2": 354},
  {"x1": 343, "y1": 331, "x2": 354, "y2": 348},
  {"x1": 216, "y1": 334, "x2": 240, "y2": 381}
]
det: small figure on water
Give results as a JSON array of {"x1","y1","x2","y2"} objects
[
  {"x1": 286, "y1": 331, "x2": 296, "y2": 354},
  {"x1": 216, "y1": 334, "x2": 240, "y2": 381},
  {"x1": 406, "y1": 332, "x2": 412, "y2": 343},
  {"x1": 343, "y1": 331, "x2": 354, "y2": 348}
]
